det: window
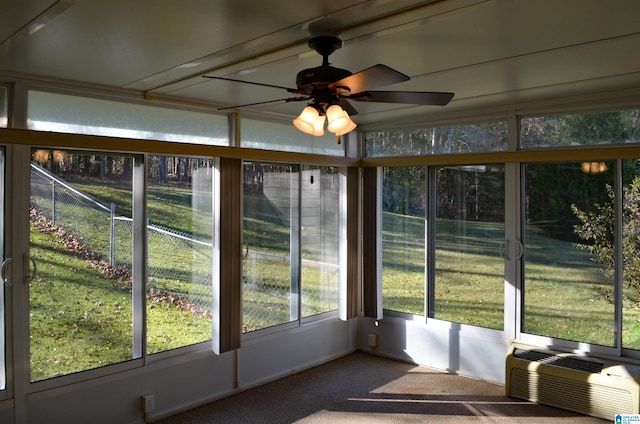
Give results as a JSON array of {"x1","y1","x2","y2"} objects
[
  {"x1": 27, "y1": 149, "x2": 220, "y2": 379},
  {"x1": 520, "y1": 109, "x2": 640, "y2": 149},
  {"x1": 29, "y1": 150, "x2": 138, "y2": 381},
  {"x1": 380, "y1": 163, "x2": 506, "y2": 328},
  {"x1": 300, "y1": 166, "x2": 341, "y2": 318},
  {"x1": 382, "y1": 166, "x2": 426, "y2": 315},
  {"x1": 523, "y1": 161, "x2": 616, "y2": 346},
  {"x1": 27, "y1": 91, "x2": 228, "y2": 145},
  {"x1": 365, "y1": 122, "x2": 508, "y2": 157},
  {"x1": 22, "y1": 91, "x2": 231, "y2": 383},
  {"x1": 241, "y1": 117, "x2": 345, "y2": 156},
  {"x1": 242, "y1": 162, "x2": 342, "y2": 332},
  {"x1": 243, "y1": 162, "x2": 299, "y2": 332},
  {"x1": 146, "y1": 155, "x2": 215, "y2": 354},
  {"x1": 0, "y1": 147, "x2": 5, "y2": 392},
  {"x1": 622, "y1": 159, "x2": 640, "y2": 350},
  {"x1": 432, "y1": 165, "x2": 505, "y2": 329}
]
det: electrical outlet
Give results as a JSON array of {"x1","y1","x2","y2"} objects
[
  {"x1": 141, "y1": 393, "x2": 154, "y2": 413},
  {"x1": 368, "y1": 333, "x2": 378, "y2": 347}
]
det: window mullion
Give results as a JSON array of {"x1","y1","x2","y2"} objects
[
  {"x1": 362, "y1": 167, "x2": 381, "y2": 319},
  {"x1": 614, "y1": 159, "x2": 623, "y2": 354},
  {"x1": 132, "y1": 154, "x2": 147, "y2": 359},
  {"x1": 504, "y1": 161, "x2": 521, "y2": 339},
  {"x1": 426, "y1": 166, "x2": 436, "y2": 320},
  {"x1": 290, "y1": 165, "x2": 301, "y2": 322}
]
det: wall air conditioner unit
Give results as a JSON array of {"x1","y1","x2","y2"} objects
[{"x1": 506, "y1": 342, "x2": 640, "y2": 420}]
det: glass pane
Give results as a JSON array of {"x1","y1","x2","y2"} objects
[
  {"x1": 520, "y1": 109, "x2": 640, "y2": 149},
  {"x1": 146, "y1": 156, "x2": 214, "y2": 354},
  {"x1": 300, "y1": 166, "x2": 341, "y2": 318},
  {"x1": 382, "y1": 167, "x2": 426, "y2": 315},
  {"x1": 433, "y1": 165, "x2": 505, "y2": 329},
  {"x1": 241, "y1": 117, "x2": 345, "y2": 156},
  {"x1": 365, "y1": 122, "x2": 507, "y2": 157},
  {"x1": 0, "y1": 148, "x2": 5, "y2": 391},
  {"x1": 243, "y1": 163, "x2": 299, "y2": 332},
  {"x1": 523, "y1": 162, "x2": 615, "y2": 346},
  {"x1": 29, "y1": 150, "x2": 135, "y2": 381},
  {"x1": 0, "y1": 86, "x2": 7, "y2": 127},
  {"x1": 27, "y1": 91, "x2": 228, "y2": 145},
  {"x1": 623, "y1": 159, "x2": 640, "y2": 350}
]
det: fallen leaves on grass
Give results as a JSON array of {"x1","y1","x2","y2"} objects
[{"x1": 30, "y1": 206, "x2": 211, "y2": 318}]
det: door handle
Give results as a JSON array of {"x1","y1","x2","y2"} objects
[
  {"x1": 499, "y1": 240, "x2": 510, "y2": 260},
  {"x1": 1, "y1": 257, "x2": 12, "y2": 287},
  {"x1": 514, "y1": 240, "x2": 524, "y2": 260},
  {"x1": 500, "y1": 239, "x2": 523, "y2": 261}
]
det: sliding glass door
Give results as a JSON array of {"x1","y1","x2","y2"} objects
[
  {"x1": 622, "y1": 159, "x2": 640, "y2": 350},
  {"x1": 28, "y1": 149, "x2": 139, "y2": 381},
  {"x1": 0, "y1": 147, "x2": 5, "y2": 395},
  {"x1": 522, "y1": 161, "x2": 617, "y2": 348},
  {"x1": 431, "y1": 164, "x2": 505, "y2": 329}
]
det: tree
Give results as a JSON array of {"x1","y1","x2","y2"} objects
[
  {"x1": 572, "y1": 177, "x2": 640, "y2": 302},
  {"x1": 563, "y1": 111, "x2": 630, "y2": 144}
]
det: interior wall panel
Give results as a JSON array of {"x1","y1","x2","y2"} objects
[{"x1": 358, "y1": 316, "x2": 509, "y2": 385}]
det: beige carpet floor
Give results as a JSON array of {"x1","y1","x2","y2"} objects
[{"x1": 156, "y1": 351, "x2": 607, "y2": 424}]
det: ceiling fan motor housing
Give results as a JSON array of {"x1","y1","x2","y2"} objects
[
  {"x1": 296, "y1": 66, "x2": 352, "y2": 95},
  {"x1": 297, "y1": 35, "x2": 353, "y2": 96}
]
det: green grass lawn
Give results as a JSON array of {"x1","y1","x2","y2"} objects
[
  {"x1": 29, "y1": 219, "x2": 215, "y2": 381},
  {"x1": 30, "y1": 222, "x2": 134, "y2": 381}
]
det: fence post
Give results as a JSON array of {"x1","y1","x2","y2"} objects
[
  {"x1": 110, "y1": 203, "x2": 116, "y2": 266},
  {"x1": 51, "y1": 179, "x2": 56, "y2": 225}
]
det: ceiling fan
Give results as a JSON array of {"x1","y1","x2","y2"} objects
[{"x1": 203, "y1": 35, "x2": 454, "y2": 140}]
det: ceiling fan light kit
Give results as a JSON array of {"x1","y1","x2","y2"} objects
[
  {"x1": 312, "y1": 114, "x2": 327, "y2": 137},
  {"x1": 293, "y1": 105, "x2": 325, "y2": 136},
  {"x1": 293, "y1": 102, "x2": 357, "y2": 138},
  {"x1": 325, "y1": 104, "x2": 355, "y2": 134},
  {"x1": 205, "y1": 35, "x2": 454, "y2": 141}
]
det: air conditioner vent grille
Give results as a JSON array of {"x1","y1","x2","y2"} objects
[
  {"x1": 510, "y1": 368, "x2": 633, "y2": 419},
  {"x1": 507, "y1": 344, "x2": 639, "y2": 420},
  {"x1": 513, "y1": 348, "x2": 603, "y2": 373}
]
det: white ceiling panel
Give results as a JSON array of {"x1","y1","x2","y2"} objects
[
  {"x1": 0, "y1": 0, "x2": 638, "y2": 128},
  {"x1": 0, "y1": 0, "x2": 60, "y2": 42}
]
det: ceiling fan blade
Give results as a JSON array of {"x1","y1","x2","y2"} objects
[
  {"x1": 338, "y1": 97, "x2": 358, "y2": 116},
  {"x1": 328, "y1": 64, "x2": 409, "y2": 94},
  {"x1": 203, "y1": 75, "x2": 301, "y2": 94},
  {"x1": 349, "y1": 91, "x2": 454, "y2": 106},
  {"x1": 217, "y1": 96, "x2": 310, "y2": 110}
]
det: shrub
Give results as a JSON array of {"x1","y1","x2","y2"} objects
[{"x1": 572, "y1": 177, "x2": 640, "y2": 302}]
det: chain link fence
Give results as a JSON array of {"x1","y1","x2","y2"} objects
[
  {"x1": 31, "y1": 164, "x2": 112, "y2": 260},
  {"x1": 30, "y1": 163, "x2": 212, "y2": 313},
  {"x1": 112, "y1": 217, "x2": 212, "y2": 313}
]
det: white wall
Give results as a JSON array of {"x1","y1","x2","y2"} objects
[{"x1": 358, "y1": 315, "x2": 510, "y2": 385}]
